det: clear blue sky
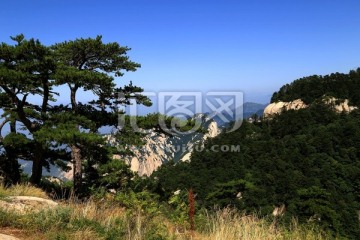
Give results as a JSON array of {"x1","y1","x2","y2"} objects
[{"x1": 1, "y1": 0, "x2": 360, "y2": 104}]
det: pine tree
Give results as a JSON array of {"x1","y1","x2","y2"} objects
[{"x1": 0, "y1": 35, "x2": 151, "y2": 193}]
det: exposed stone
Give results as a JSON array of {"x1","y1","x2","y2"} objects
[
  {"x1": 0, "y1": 233, "x2": 20, "y2": 240},
  {"x1": 272, "y1": 204, "x2": 286, "y2": 217},
  {"x1": 44, "y1": 176, "x2": 62, "y2": 184},
  {"x1": 180, "y1": 152, "x2": 192, "y2": 162},
  {"x1": 113, "y1": 118, "x2": 221, "y2": 176},
  {"x1": 323, "y1": 97, "x2": 358, "y2": 113},
  {"x1": 205, "y1": 121, "x2": 220, "y2": 139},
  {"x1": 236, "y1": 192, "x2": 242, "y2": 199},
  {"x1": 59, "y1": 163, "x2": 74, "y2": 180},
  {"x1": 263, "y1": 99, "x2": 307, "y2": 117},
  {"x1": 264, "y1": 97, "x2": 357, "y2": 117},
  {"x1": 0, "y1": 196, "x2": 58, "y2": 215}
]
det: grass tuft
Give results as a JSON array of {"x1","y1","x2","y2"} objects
[{"x1": 0, "y1": 184, "x2": 48, "y2": 199}]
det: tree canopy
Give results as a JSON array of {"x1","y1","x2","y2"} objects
[
  {"x1": 271, "y1": 68, "x2": 360, "y2": 105},
  {"x1": 0, "y1": 35, "x2": 150, "y2": 194}
]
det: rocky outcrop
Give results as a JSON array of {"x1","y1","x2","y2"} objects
[
  {"x1": 113, "y1": 131, "x2": 173, "y2": 176},
  {"x1": 263, "y1": 99, "x2": 307, "y2": 117},
  {"x1": 0, "y1": 196, "x2": 58, "y2": 214},
  {"x1": 264, "y1": 97, "x2": 357, "y2": 117},
  {"x1": 323, "y1": 97, "x2": 357, "y2": 113},
  {"x1": 113, "y1": 116, "x2": 221, "y2": 176}
]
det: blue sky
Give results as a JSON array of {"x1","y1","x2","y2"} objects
[{"x1": 1, "y1": 0, "x2": 360, "y2": 104}]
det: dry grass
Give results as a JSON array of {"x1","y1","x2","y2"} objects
[
  {"x1": 189, "y1": 208, "x2": 329, "y2": 240},
  {"x1": 0, "y1": 196, "x2": 331, "y2": 240},
  {"x1": 0, "y1": 184, "x2": 48, "y2": 199},
  {"x1": 69, "y1": 199, "x2": 176, "y2": 239},
  {"x1": 70, "y1": 228, "x2": 105, "y2": 240},
  {"x1": 66, "y1": 198, "x2": 125, "y2": 226}
]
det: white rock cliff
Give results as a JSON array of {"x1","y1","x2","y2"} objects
[
  {"x1": 264, "y1": 97, "x2": 357, "y2": 117},
  {"x1": 263, "y1": 99, "x2": 307, "y2": 117},
  {"x1": 114, "y1": 118, "x2": 221, "y2": 176}
]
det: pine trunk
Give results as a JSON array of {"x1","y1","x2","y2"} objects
[
  {"x1": 29, "y1": 144, "x2": 43, "y2": 185},
  {"x1": 71, "y1": 144, "x2": 82, "y2": 195},
  {"x1": 3, "y1": 120, "x2": 20, "y2": 185},
  {"x1": 3, "y1": 148, "x2": 20, "y2": 185}
]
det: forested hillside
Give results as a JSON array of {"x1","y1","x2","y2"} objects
[
  {"x1": 153, "y1": 69, "x2": 360, "y2": 239},
  {"x1": 271, "y1": 68, "x2": 360, "y2": 105}
]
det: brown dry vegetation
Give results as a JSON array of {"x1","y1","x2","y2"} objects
[{"x1": 0, "y1": 185, "x2": 330, "y2": 240}]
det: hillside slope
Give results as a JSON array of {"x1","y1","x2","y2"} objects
[{"x1": 153, "y1": 69, "x2": 360, "y2": 239}]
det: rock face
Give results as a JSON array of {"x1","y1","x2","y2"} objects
[
  {"x1": 114, "y1": 115, "x2": 221, "y2": 176},
  {"x1": 264, "y1": 97, "x2": 357, "y2": 117},
  {"x1": 323, "y1": 97, "x2": 358, "y2": 113},
  {"x1": 263, "y1": 99, "x2": 307, "y2": 117}
]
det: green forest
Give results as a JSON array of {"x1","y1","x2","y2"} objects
[{"x1": 153, "y1": 69, "x2": 360, "y2": 239}]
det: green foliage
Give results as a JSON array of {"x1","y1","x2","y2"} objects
[
  {"x1": 115, "y1": 190, "x2": 161, "y2": 215},
  {"x1": 167, "y1": 190, "x2": 190, "y2": 227},
  {"x1": 40, "y1": 177, "x2": 73, "y2": 199},
  {"x1": 153, "y1": 69, "x2": 360, "y2": 239},
  {"x1": 292, "y1": 186, "x2": 341, "y2": 233},
  {"x1": 97, "y1": 159, "x2": 134, "y2": 191},
  {"x1": 28, "y1": 208, "x2": 72, "y2": 232},
  {"x1": 0, "y1": 34, "x2": 156, "y2": 195},
  {"x1": 271, "y1": 68, "x2": 360, "y2": 106},
  {"x1": 205, "y1": 179, "x2": 256, "y2": 209}
]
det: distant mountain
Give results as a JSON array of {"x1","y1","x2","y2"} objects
[
  {"x1": 242, "y1": 102, "x2": 267, "y2": 118},
  {"x1": 210, "y1": 102, "x2": 267, "y2": 126}
]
